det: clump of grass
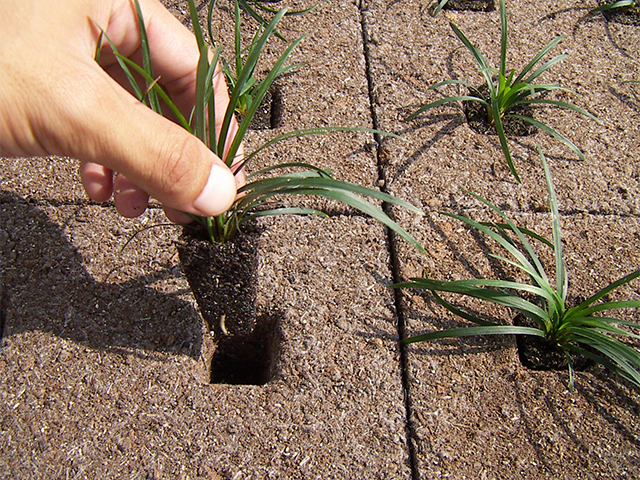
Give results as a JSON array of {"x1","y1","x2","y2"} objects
[
  {"x1": 407, "y1": 0, "x2": 600, "y2": 182},
  {"x1": 234, "y1": 0, "x2": 317, "y2": 41},
  {"x1": 98, "y1": 0, "x2": 424, "y2": 251},
  {"x1": 591, "y1": 0, "x2": 638, "y2": 14},
  {"x1": 392, "y1": 146, "x2": 640, "y2": 390},
  {"x1": 432, "y1": 0, "x2": 451, "y2": 16}
]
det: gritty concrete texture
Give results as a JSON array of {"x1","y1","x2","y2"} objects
[{"x1": 1, "y1": 0, "x2": 639, "y2": 478}]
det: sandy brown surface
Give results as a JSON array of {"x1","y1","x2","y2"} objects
[{"x1": 1, "y1": 0, "x2": 639, "y2": 478}]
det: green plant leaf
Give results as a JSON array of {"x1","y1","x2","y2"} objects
[
  {"x1": 539, "y1": 147, "x2": 567, "y2": 303},
  {"x1": 591, "y1": 0, "x2": 637, "y2": 13},
  {"x1": 512, "y1": 36, "x2": 565, "y2": 85},
  {"x1": 404, "y1": 325, "x2": 546, "y2": 344},
  {"x1": 133, "y1": 0, "x2": 161, "y2": 113},
  {"x1": 406, "y1": 95, "x2": 488, "y2": 121},
  {"x1": 509, "y1": 114, "x2": 586, "y2": 160},
  {"x1": 114, "y1": 56, "x2": 191, "y2": 131}
]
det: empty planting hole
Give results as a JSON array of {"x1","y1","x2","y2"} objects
[
  {"x1": 596, "y1": 0, "x2": 640, "y2": 25},
  {"x1": 210, "y1": 313, "x2": 281, "y2": 385},
  {"x1": 242, "y1": 85, "x2": 284, "y2": 130}
]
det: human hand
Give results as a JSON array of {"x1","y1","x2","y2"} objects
[{"x1": 0, "y1": 0, "x2": 242, "y2": 222}]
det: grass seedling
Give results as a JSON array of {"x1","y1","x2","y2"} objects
[
  {"x1": 215, "y1": 0, "x2": 301, "y2": 118},
  {"x1": 235, "y1": 0, "x2": 317, "y2": 41},
  {"x1": 591, "y1": 0, "x2": 638, "y2": 13},
  {"x1": 392, "y1": 146, "x2": 640, "y2": 390},
  {"x1": 407, "y1": 0, "x2": 600, "y2": 182},
  {"x1": 98, "y1": 0, "x2": 425, "y2": 252},
  {"x1": 432, "y1": 0, "x2": 450, "y2": 16}
]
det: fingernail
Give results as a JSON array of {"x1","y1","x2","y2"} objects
[{"x1": 193, "y1": 164, "x2": 237, "y2": 217}]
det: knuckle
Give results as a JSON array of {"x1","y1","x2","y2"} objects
[{"x1": 156, "y1": 132, "x2": 207, "y2": 201}]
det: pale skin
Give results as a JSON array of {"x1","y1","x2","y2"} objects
[{"x1": 0, "y1": 0, "x2": 243, "y2": 223}]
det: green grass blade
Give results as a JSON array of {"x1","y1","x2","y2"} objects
[
  {"x1": 491, "y1": 102, "x2": 520, "y2": 182},
  {"x1": 499, "y1": 0, "x2": 508, "y2": 80},
  {"x1": 577, "y1": 300, "x2": 640, "y2": 318},
  {"x1": 115, "y1": 56, "x2": 191, "y2": 131},
  {"x1": 570, "y1": 328, "x2": 640, "y2": 386},
  {"x1": 247, "y1": 161, "x2": 332, "y2": 179},
  {"x1": 479, "y1": 222, "x2": 554, "y2": 248},
  {"x1": 187, "y1": 0, "x2": 206, "y2": 50},
  {"x1": 234, "y1": 172, "x2": 425, "y2": 252},
  {"x1": 218, "y1": 6, "x2": 291, "y2": 160},
  {"x1": 395, "y1": 276, "x2": 550, "y2": 319},
  {"x1": 225, "y1": 29, "x2": 304, "y2": 164},
  {"x1": 96, "y1": 30, "x2": 144, "y2": 102},
  {"x1": 439, "y1": 211, "x2": 548, "y2": 287},
  {"x1": 521, "y1": 53, "x2": 568, "y2": 85},
  {"x1": 246, "y1": 207, "x2": 329, "y2": 220},
  {"x1": 566, "y1": 343, "x2": 639, "y2": 386},
  {"x1": 449, "y1": 22, "x2": 493, "y2": 92},
  {"x1": 512, "y1": 36, "x2": 565, "y2": 85},
  {"x1": 591, "y1": 0, "x2": 636, "y2": 13},
  {"x1": 563, "y1": 316, "x2": 640, "y2": 339},
  {"x1": 510, "y1": 114, "x2": 586, "y2": 160},
  {"x1": 432, "y1": 0, "x2": 451, "y2": 16},
  {"x1": 193, "y1": 45, "x2": 210, "y2": 143},
  {"x1": 133, "y1": 0, "x2": 161, "y2": 113},
  {"x1": 458, "y1": 192, "x2": 550, "y2": 284},
  {"x1": 237, "y1": 0, "x2": 287, "y2": 41},
  {"x1": 567, "y1": 269, "x2": 640, "y2": 318},
  {"x1": 539, "y1": 147, "x2": 567, "y2": 302},
  {"x1": 403, "y1": 325, "x2": 546, "y2": 344},
  {"x1": 516, "y1": 98, "x2": 601, "y2": 123},
  {"x1": 566, "y1": 314, "x2": 640, "y2": 337},
  {"x1": 406, "y1": 96, "x2": 487, "y2": 121},
  {"x1": 207, "y1": 49, "x2": 222, "y2": 153}
]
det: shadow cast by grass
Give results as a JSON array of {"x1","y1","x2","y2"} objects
[
  {"x1": 511, "y1": 365, "x2": 640, "y2": 476},
  {"x1": 391, "y1": 112, "x2": 465, "y2": 182},
  {"x1": 609, "y1": 84, "x2": 640, "y2": 112}
]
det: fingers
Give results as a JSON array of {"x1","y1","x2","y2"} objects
[
  {"x1": 0, "y1": 0, "x2": 241, "y2": 221},
  {"x1": 112, "y1": 173, "x2": 150, "y2": 218},
  {"x1": 75, "y1": 71, "x2": 237, "y2": 216},
  {"x1": 79, "y1": 162, "x2": 113, "y2": 203}
]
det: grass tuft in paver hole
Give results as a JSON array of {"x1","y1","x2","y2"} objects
[
  {"x1": 432, "y1": 0, "x2": 495, "y2": 17},
  {"x1": 591, "y1": 0, "x2": 640, "y2": 25}
]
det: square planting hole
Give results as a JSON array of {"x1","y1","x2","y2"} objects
[
  {"x1": 440, "y1": 0, "x2": 495, "y2": 13},
  {"x1": 241, "y1": 85, "x2": 284, "y2": 130}
]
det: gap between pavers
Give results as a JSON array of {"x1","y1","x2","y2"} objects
[
  {"x1": 362, "y1": 0, "x2": 640, "y2": 216},
  {"x1": 0, "y1": 195, "x2": 414, "y2": 478},
  {"x1": 391, "y1": 208, "x2": 640, "y2": 480},
  {"x1": 359, "y1": 0, "x2": 640, "y2": 478}
]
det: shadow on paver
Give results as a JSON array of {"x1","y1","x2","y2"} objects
[{"x1": 0, "y1": 191, "x2": 203, "y2": 360}]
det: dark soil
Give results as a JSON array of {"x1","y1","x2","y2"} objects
[
  {"x1": 513, "y1": 313, "x2": 593, "y2": 371},
  {"x1": 240, "y1": 85, "x2": 284, "y2": 130},
  {"x1": 442, "y1": 0, "x2": 496, "y2": 12},
  {"x1": 463, "y1": 86, "x2": 539, "y2": 137},
  {"x1": 597, "y1": 0, "x2": 640, "y2": 26},
  {"x1": 175, "y1": 225, "x2": 281, "y2": 385}
]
